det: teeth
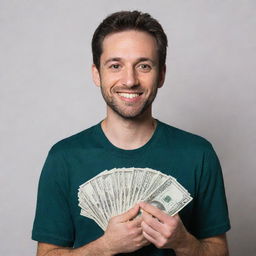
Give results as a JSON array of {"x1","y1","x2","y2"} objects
[{"x1": 118, "y1": 93, "x2": 140, "y2": 99}]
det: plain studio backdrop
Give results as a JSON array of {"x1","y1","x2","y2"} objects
[{"x1": 0, "y1": 0, "x2": 255, "y2": 255}]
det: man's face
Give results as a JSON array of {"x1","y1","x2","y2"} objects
[{"x1": 92, "y1": 30, "x2": 165, "y2": 119}]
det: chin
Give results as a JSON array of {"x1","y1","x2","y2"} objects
[{"x1": 111, "y1": 106, "x2": 150, "y2": 120}]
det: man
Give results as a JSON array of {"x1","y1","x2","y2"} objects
[{"x1": 32, "y1": 11, "x2": 231, "y2": 256}]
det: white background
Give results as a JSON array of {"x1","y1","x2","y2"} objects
[{"x1": 0, "y1": 0, "x2": 255, "y2": 255}]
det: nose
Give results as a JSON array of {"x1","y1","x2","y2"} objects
[{"x1": 121, "y1": 67, "x2": 138, "y2": 87}]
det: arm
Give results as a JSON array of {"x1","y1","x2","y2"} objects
[
  {"x1": 175, "y1": 233, "x2": 229, "y2": 256},
  {"x1": 140, "y1": 202, "x2": 229, "y2": 256},
  {"x1": 36, "y1": 204, "x2": 149, "y2": 256},
  {"x1": 37, "y1": 238, "x2": 110, "y2": 256}
]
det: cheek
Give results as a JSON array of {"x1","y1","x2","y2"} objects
[
  {"x1": 139, "y1": 71, "x2": 158, "y2": 83},
  {"x1": 141, "y1": 76, "x2": 159, "y2": 90},
  {"x1": 101, "y1": 73, "x2": 121, "y2": 87}
]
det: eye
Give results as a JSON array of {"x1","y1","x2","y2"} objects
[
  {"x1": 109, "y1": 64, "x2": 121, "y2": 70},
  {"x1": 138, "y1": 64, "x2": 152, "y2": 72}
]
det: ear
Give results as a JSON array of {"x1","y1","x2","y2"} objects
[
  {"x1": 158, "y1": 64, "x2": 166, "y2": 88},
  {"x1": 92, "y1": 64, "x2": 101, "y2": 87}
]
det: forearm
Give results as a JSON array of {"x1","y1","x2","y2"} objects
[
  {"x1": 38, "y1": 236, "x2": 113, "y2": 256},
  {"x1": 174, "y1": 233, "x2": 229, "y2": 256}
]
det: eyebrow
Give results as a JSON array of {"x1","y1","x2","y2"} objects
[{"x1": 103, "y1": 57, "x2": 156, "y2": 66}]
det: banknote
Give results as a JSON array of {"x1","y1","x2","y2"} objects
[
  {"x1": 145, "y1": 176, "x2": 192, "y2": 216},
  {"x1": 78, "y1": 167, "x2": 192, "y2": 230}
]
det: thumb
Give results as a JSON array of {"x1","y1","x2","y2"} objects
[{"x1": 117, "y1": 204, "x2": 140, "y2": 222}]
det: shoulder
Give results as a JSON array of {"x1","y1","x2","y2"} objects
[
  {"x1": 49, "y1": 123, "x2": 99, "y2": 156},
  {"x1": 158, "y1": 121, "x2": 214, "y2": 153}
]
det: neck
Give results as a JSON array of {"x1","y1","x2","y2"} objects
[{"x1": 101, "y1": 107, "x2": 157, "y2": 150}]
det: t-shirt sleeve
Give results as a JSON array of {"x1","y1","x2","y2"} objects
[
  {"x1": 192, "y1": 144, "x2": 231, "y2": 239},
  {"x1": 32, "y1": 145, "x2": 75, "y2": 247}
]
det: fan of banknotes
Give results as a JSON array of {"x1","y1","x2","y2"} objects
[{"x1": 78, "y1": 167, "x2": 192, "y2": 230}]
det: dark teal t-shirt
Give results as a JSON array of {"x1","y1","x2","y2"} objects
[{"x1": 32, "y1": 120, "x2": 230, "y2": 255}]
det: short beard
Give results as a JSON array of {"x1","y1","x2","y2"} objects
[{"x1": 100, "y1": 86, "x2": 158, "y2": 120}]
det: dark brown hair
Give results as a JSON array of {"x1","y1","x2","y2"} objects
[{"x1": 92, "y1": 10, "x2": 168, "y2": 71}]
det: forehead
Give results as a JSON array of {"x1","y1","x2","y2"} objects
[{"x1": 101, "y1": 30, "x2": 158, "y2": 61}]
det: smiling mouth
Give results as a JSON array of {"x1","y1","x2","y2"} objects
[{"x1": 117, "y1": 92, "x2": 143, "y2": 99}]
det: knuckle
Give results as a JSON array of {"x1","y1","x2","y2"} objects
[
  {"x1": 133, "y1": 220, "x2": 141, "y2": 228},
  {"x1": 126, "y1": 222, "x2": 132, "y2": 229},
  {"x1": 155, "y1": 243, "x2": 162, "y2": 249},
  {"x1": 135, "y1": 239, "x2": 141, "y2": 246},
  {"x1": 130, "y1": 230, "x2": 136, "y2": 236},
  {"x1": 146, "y1": 217, "x2": 154, "y2": 226},
  {"x1": 167, "y1": 217, "x2": 178, "y2": 226},
  {"x1": 135, "y1": 237, "x2": 146, "y2": 248},
  {"x1": 156, "y1": 238, "x2": 166, "y2": 248},
  {"x1": 128, "y1": 228, "x2": 138, "y2": 237},
  {"x1": 163, "y1": 229, "x2": 172, "y2": 238},
  {"x1": 136, "y1": 242, "x2": 143, "y2": 248},
  {"x1": 165, "y1": 219, "x2": 172, "y2": 226},
  {"x1": 141, "y1": 221, "x2": 147, "y2": 230},
  {"x1": 165, "y1": 218, "x2": 174, "y2": 226},
  {"x1": 137, "y1": 235, "x2": 145, "y2": 243}
]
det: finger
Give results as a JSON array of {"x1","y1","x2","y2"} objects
[
  {"x1": 139, "y1": 202, "x2": 171, "y2": 223},
  {"x1": 142, "y1": 230, "x2": 158, "y2": 245},
  {"x1": 139, "y1": 235, "x2": 151, "y2": 246},
  {"x1": 117, "y1": 204, "x2": 140, "y2": 222},
  {"x1": 129, "y1": 215, "x2": 143, "y2": 228},
  {"x1": 172, "y1": 213, "x2": 181, "y2": 222},
  {"x1": 141, "y1": 219, "x2": 162, "y2": 241},
  {"x1": 142, "y1": 209, "x2": 164, "y2": 232}
]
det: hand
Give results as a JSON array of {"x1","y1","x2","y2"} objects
[
  {"x1": 139, "y1": 202, "x2": 189, "y2": 250},
  {"x1": 101, "y1": 204, "x2": 150, "y2": 255}
]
